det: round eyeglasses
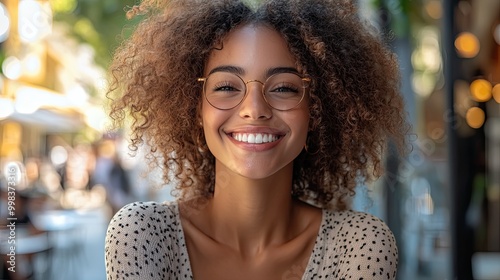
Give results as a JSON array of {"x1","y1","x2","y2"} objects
[{"x1": 197, "y1": 72, "x2": 311, "y2": 111}]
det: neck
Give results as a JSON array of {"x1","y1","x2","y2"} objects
[{"x1": 207, "y1": 162, "x2": 296, "y2": 256}]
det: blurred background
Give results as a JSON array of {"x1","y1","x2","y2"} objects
[{"x1": 0, "y1": 0, "x2": 498, "y2": 279}]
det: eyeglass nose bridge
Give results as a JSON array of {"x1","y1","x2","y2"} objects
[
  {"x1": 245, "y1": 79, "x2": 264, "y2": 85},
  {"x1": 243, "y1": 80, "x2": 267, "y2": 94},
  {"x1": 241, "y1": 79, "x2": 268, "y2": 103},
  {"x1": 244, "y1": 79, "x2": 265, "y2": 91}
]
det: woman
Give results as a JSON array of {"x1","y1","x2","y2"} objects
[{"x1": 105, "y1": 0, "x2": 408, "y2": 279}]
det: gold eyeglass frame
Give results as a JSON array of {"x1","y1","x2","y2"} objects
[{"x1": 197, "y1": 72, "x2": 311, "y2": 111}]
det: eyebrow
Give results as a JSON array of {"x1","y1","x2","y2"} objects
[
  {"x1": 208, "y1": 65, "x2": 245, "y2": 76},
  {"x1": 266, "y1": 67, "x2": 299, "y2": 77},
  {"x1": 207, "y1": 65, "x2": 300, "y2": 78}
]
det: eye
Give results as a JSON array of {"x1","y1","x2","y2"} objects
[
  {"x1": 269, "y1": 82, "x2": 300, "y2": 94},
  {"x1": 213, "y1": 82, "x2": 240, "y2": 92}
]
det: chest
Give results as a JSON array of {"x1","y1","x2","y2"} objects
[
  {"x1": 185, "y1": 240, "x2": 314, "y2": 280},
  {"x1": 180, "y1": 217, "x2": 320, "y2": 280}
]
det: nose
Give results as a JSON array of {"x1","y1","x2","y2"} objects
[{"x1": 238, "y1": 80, "x2": 272, "y2": 120}]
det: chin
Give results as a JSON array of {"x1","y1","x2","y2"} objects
[{"x1": 230, "y1": 160, "x2": 292, "y2": 181}]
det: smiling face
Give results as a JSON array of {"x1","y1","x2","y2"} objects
[{"x1": 201, "y1": 24, "x2": 310, "y2": 180}]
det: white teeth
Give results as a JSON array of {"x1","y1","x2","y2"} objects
[
  {"x1": 255, "y1": 134, "x2": 263, "y2": 144},
  {"x1": 232, "y1": 133, "x2": 279, "y2": 144}
]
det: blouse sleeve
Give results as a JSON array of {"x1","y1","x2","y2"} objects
[
  {"x1": 105, "y1": 201, "x2": 173, "y2": 280},
  {"x1": 333, "y1": 211, "x2": 398, "y2": 279}
]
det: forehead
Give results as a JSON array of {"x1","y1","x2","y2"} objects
[{"x1": 204, "y1": 24, "x2": 297, "y2": 76}]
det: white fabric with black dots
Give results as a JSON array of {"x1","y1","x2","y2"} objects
[{"x1": 105, "y1": 201, "x2": 398, "y2": 279}]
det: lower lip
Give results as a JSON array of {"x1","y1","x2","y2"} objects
[{"x1": 226, "y1": 134, "x2": 283, "y2": 152}]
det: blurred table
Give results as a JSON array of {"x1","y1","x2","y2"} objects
[
  {"x1": 472, "y1": 252, "x2": 500, "y2": 280},
  {"x1": 29, "y1": 209, "x2": 84, "y2": 280},
  {"x1": 0, "y1": 225, "x2": 52, "y2": 279}
]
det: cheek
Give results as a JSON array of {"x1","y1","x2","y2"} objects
[
  {"x1": 202, "y1": 104, "x2": 214, "y2": 133},
  {"x1": 297, "y1": 111, "x2": 311, "y2": 146},
  {"x1": 201, "y1": 102, "x2": 227, "y2": 142},
  {"x1": 293, "y1": 108, "x2": 310, "y2": 135},
  {"x1": 201, "y1": 100, "x2": 218, "y2": 127}
]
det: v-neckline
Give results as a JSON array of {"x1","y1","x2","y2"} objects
[{"x1": 172, "y1": 201, "x2": 326, "y2": 279}]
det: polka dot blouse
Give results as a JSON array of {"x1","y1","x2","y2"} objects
[{"x1": 105, "y1": 201, "x2": 398, "y2": 279}]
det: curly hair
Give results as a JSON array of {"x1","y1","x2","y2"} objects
[{"x1": 107, "y1": 0, "x2": 408, "y2": 210}]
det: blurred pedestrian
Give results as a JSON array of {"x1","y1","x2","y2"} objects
[{"x1": 91, "y1": 139, "x2": 132, "y2": 214}]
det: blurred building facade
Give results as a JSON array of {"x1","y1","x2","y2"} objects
[
  {"x1": 0, "y1": 2, "x2": 123, "y2": 279},
  {"x1": 0, "y1": 0, "x2": 107, "y2": 158},
  {"x1": 365, "y1": 0, "x2": 500, "y2": 279},
  {"x1": 444, "y1": 0, "x2": 500, "y2": 279}
]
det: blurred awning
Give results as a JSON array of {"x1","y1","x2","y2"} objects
[
  {"x1": 5, "y1": 108, "x2": 85, "y2": 133},
  {"x1": 0, "y1": 79, "x2": 91, "y2": 133}
]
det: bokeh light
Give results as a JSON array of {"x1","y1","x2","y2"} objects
[
  {"x1": 411, "y1": 27, "x2": 442, "y2": 98},
  {"x1": 470, "y1": 79, "x2": 492, "y2": 102},
  {"x1": 2, "y1": 56, "x2": 22, "y2": 80},
  {"x1": 455, "y1": 32, "x2": 480, "y2": 58},
  {"x1": 23, "y1": 53, "x2": 43, "y2": 77},
  {"x1": 424, "y1": 0, "x2": 442, "y2": 20},
  {"x1": 494, "y1": 24, "x2": 500, "y2": 45},
  {"x1": 465, "y1": 107, "x2": 485, "y2": 129},
  {"x1": 0, "y1": 98, "x2": 14, "y2": 119},
  {"x1": 51, "y1": 0, "x2": 78, "y2": 14},
  {"x1": 50, "y1": 146, "x2": 69, "y2": 166},
  {"x1": 492, "y1": 84, "x2": 500, "y2": 103},
  {"x1": 0, "y1": 3, "x2": 10, "y2": 42}
]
